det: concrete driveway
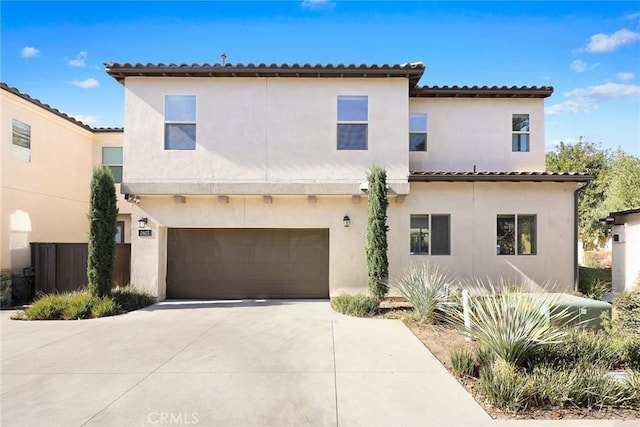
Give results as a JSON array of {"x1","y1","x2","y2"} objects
[{"x1": 1, "y1": 300, "x2": 494, "y2": 426}]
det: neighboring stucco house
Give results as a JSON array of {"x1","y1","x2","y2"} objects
[
  {"x1": 603, "y1": 207, "x2": 640, "y2": 293},
  {"x1": 0, "y1": 83, "x2": 129, "y2": 274},
  {"x1": 105, "y1": 61, "x2": 590, "y2": 300}
]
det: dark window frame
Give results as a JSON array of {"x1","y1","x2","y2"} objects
[{"x1": 410, "y1": 214, "x2": 451, "y2": 256}]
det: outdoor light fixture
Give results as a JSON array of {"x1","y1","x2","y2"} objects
[
  {"x1": 138, "y1": 217, "x2": 148, "y2": 228},
  {"x1": 343, "y1": 215, "x2": 351, "y2": 228}
]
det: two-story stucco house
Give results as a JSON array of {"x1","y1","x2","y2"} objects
[
  {"x1": 105, "y1": 62, "x2": 589, "y2": 300},
  {"x1": 0, "y1": 83, "x2": 130, "y2": 275}
]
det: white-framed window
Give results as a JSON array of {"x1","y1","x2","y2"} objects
[
  {"x1": 410, "y1": 214, "x2": 451, "y2": 255},
  {"x1": 115, "y1": 221, "x2": 125, "y2": 244},
  {"x1": 12, "y1": 119, "x2": 31, "y2": 162},
  {"x1": 165, "y1": 95, "x2": 196, "y2": 150},
  {"x1": 409, "y1": 113, "x2": 427, "y2": 151},
  {"x1": 512, "y1": 114, "x2": 530, "y2": 152},
  {"x1": 337, "y1": 95, "x2": 368, "y2": 150},
  {"x1": 497, "y1": 214, "x2": 537, "y2": 255},
  {"x1": 102, "y1": 147, "x2": 123, "y2": 183}
]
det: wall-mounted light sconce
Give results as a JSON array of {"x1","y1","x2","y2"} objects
[
  {"x1": 343, "y1": 215, "x2": 351, "y2": 228},
  {"x1": 138, "y1": 217, "x2": 148, "y2": 228}
]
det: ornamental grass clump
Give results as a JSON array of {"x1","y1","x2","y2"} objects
[
  {"x1": 392, "y1": 263, "x2": 455, "y2": 324},
  {"x1": 452, "y1": 283, "x2": 574, "y2": 367}
]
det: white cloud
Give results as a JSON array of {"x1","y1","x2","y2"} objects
[
  {"x1": 70, "y1": 78, "x2": 100, "y2": 89},
  {"x1": 21, "y1": 46, "x2": 40, "y2": 58},
  {"x1": 570, "y1": 59, "x2": 586, "y2": 73},
  {"x1": 625, "y1": 12, "x2": 640, "y2": 22},
  {"x1": 545, "y1": 83, "x2": 640, "y2": 115},
  {"x1": 73, "y1": 115, "x2": 99, "y2": 126},
  {"x1": 585, "y1": 28, "x2": 640, "y2": 53},
  {"x1": 67, "y1": 51, "x2": 88, "y2": 67},
  {"x1": 617, "y1": 72, "x2": 635, "y2": 81},
  {"x1": 301, "y1": 0, "x2": 335, "y2": 10}
]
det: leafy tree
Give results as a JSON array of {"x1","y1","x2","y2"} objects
[
  {"x1": 87, "y1": 166, "x2": 118, "y2": 298},
  {"x1": 605, "y1": 151, "x2": 640, "y2": 212},
  {"x1": 366, "y1": 164, "x2": 389, "y2": 300},
  {"x1": 546, "y1": 140, "x2": 611, "y2": 249}
]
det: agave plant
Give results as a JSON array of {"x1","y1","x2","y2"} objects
[
  {"x1": 451, "y1": 282, "x2": 574, "y2": 367},
  {"x1": 392, "y1": 263, "x2": 455, "y2": 323}
]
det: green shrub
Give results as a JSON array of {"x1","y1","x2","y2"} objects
[
  {"x1": 65, "y1": 292, "x2": 96, "y2": 320},
  {"x1": 580, "y1": 279, "x2": 611, "y2": 300},
  {"x1": 87, "y1": 165, "x2": 118, "y2": 298},
  {"x1": 392, "y1": 264, "x2": 454, "y2": 324},
  {"x1": 612, "y1": 333, "x2": 640, "y2": 370},
  {"x1": 613, "y1": 289, "x2": 640, "y2": 333},
  {"x1": 111, "y1": 287, "x2": 155, "y2": 312},
  {"x1": 91, "y1": 297, "x2": 118, "y2": 318},
  {"x1": 13, "y1": 288, "x2": 151, "y2": 320},
  {"x1": 20, "y1": 293, "x2": 68, "y2": 320},
  {"x1": 531, "y1": 329, "x2": 621, "y2": 370},
  {"x1": 366, "y1": 164, "x2": 389, "y2": 300},
  {"x1": 331, "y1": 293, "x2": 379, "y2": 317},
  {"x1": 450, "y1": 349, "x2": 476, "y2": 377},
  {"x1": 452, "y1": 286, "x2": 572, "y2": 367},
  {"x1": 530, "y1": 365, "x2": 639, "y2": 409},
  {"x1": 478, "y1": 360, "x2": 531, "y2": 413}
]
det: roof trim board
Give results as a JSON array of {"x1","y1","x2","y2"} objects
[{"x1": 409, "y1": 171, "x2": 592, "y2": 182}]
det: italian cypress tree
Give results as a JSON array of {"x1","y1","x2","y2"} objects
[
  {"x1": 87, "y1": 165, "x2": 118, "y2": 298},
  {"x1": 366, "y1": 164, "x2": 389, "y2": 300}
]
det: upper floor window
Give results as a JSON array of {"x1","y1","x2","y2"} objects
[
  {"x1": 165, "y1": 95, "x2": 196, "y2": 150},
  {"x1": 337, "y1": 95, "x2": 367, "y2": 150},
  {"x1": 12, "y1": 119, "x2": 31, "y2": 162},
  {"x1": 409, "y1": 113, "x2": 427, "y2": 151},
  {"x1": 496, "y1": 214, "x2": 537, "y2": 255},
  {"x1": 512, "y1": 114, "x2": 530, "y2": 152},
  {"x1": 410, "y1": 214, "x2": 451, "y2": 255},
  {"x1": 102, "y1": 147, "x2": 123, "y2": 183}
]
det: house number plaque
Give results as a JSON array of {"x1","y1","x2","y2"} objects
[{"x1": 138, "y1": 229, "x2": 153, "y2": 237}]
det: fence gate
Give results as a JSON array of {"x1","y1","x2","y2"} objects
[{"x1": 31, "y1": 243, "x2": 131, "y2": 294}]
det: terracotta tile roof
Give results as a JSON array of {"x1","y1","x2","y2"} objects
[
  {"x1": 409, "y1": 171, "x2": 592, "y2": 182},
  {"x1": 104, "y1": 62, "x2": 426, "y2": 86},
  {"x1": 1, "y1": 82, "x2": 123, "y2": 133},
  {"x1": 411, "y1": 85, "x2": 553, "y2": 98}
]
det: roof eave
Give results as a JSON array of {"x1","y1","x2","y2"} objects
[
  {"x1": 104, "y1": 62, "x2": 426, "y2": 87},
  {"x1": 409, "y1": 174, "x2": 592, "y2": 183}
]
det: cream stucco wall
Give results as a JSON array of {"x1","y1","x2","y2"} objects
[
  {"x1": 1, "y1": 90, "x2": 94, "y2": 271},
  {"x1": 391, "y1": 182, "x2": 577, "y2": 292},
  {"x1": 1, "y1": 89, "x2": 126, "y2": 271},
  {"x1": 408, "y1": 98, "x2": 545, "y2": 172},
  {"x1": 92, "y1": 131, "x2": 130, "y2": 242},
  {"x1": 123, "y1": 77, "x2": 410, "y2": 195},
  {"x1": 129, "y1": 180, "x2": 577, "y2": 298},
  {"x1": 611, "y1": 213, "x2": 640, "y2": 293}
]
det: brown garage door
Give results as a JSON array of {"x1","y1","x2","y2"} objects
[{"x1": 166, "y1": 228, "x2": 329, "y2": 299}]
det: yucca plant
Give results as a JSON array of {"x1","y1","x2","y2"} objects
[
  {"x1": 451, "y1": 282, "x2": 574, "y2": 367},
  {"x1": 392, "y1": 263, "x2": 454, "y2": 323}
]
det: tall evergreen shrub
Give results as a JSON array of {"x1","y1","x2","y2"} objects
[
  {"x1": 366, "y1": 164, "x2": 389, "y2": 300},
  {"x1": 87, "y1": 166, "x2": 118, "y2": 298}
]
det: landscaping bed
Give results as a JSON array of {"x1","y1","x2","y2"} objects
[
  {"x1": 400, "y1": 317, "x2": 639, "y2": 421},
  {"x1": 363, "y1": 264, "x2": 640, "y2": 421}
]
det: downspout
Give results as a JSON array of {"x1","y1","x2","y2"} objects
[{"x1": 574, "y1": 181, "x2": 590, "y2": 292}]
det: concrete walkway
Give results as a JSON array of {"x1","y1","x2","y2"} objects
[{"x1": 0, "y1": 301, "x2": 633, "y2": 427}]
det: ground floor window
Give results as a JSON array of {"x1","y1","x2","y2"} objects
[
  {"x1": 496, "y1": 214, "x2": 536, "y2": 255},
  {"x1": 410, "y1": 214, "x2": 450, "y2": 255},
  {"x1": 115, "y1": 221, "x2": 125, "y2": 244}
]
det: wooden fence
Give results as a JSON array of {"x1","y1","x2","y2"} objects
[{"x1": 31, "y1": 243, "x2": 131, "y2": 294}]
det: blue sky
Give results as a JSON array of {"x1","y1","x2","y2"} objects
[{"x1": 2, "y1": 1, "x2": 639, "y2": 155}]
